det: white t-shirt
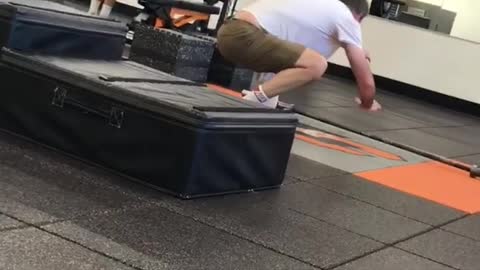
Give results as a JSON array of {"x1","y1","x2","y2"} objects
[{"x1": 242, "y1": 0, "x2": 363, "y2": 59}]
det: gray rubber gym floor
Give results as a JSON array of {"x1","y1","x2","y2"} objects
[
  {"x1": 1, "y1": 1, "x2": 480, "y2": 269},
  {"x1": 1, "y1": 108, "x2": 479, "y2": 270}
]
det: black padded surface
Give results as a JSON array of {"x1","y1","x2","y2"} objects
[
  {"x1": 0, "y1": 0, "x2": 84, "y2": 14},
  {"x1": 368, "y1": 129, "x2": 479, "y2": 158},
  {"x1": 285, "y1": 154, "x2": 348, "y2": 180},
  {"x1": 59, "y1": 206, "x2": 319, "y2": 270},
  {"x1": 334, "y1": 247, "x2": 454, "y2": 270},
  {"x1": 157, "y1": 193, "x2": 383, "y2": 269},
  {"x1": 397, "y1": 229, "x2": 480, "y2": 270},
  {"x1": 309, "y1": 174, "x2": 464, "y2": 226},
  {"x1": 2, "y1": 50, "x2": 268, "y2": 111},
  {"x1": 442, "y1": 214, "x2": 480, "y2": 242}
]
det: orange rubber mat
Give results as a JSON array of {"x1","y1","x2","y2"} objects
[{"x1": 357, "y1": 161, "x2": 480, "y2": 214}]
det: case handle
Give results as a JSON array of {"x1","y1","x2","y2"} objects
[{"x1": 51, "y1": 87, "x2": 124, "y2": 129}]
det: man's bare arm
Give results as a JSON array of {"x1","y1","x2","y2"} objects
[{"x1": 344, "y1": 44, "x2": 376, "y2": 109}]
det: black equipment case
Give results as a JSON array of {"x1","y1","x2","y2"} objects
[
  {"x1": 0, "y1": 48, "x2": 297, "y2": 198},
  {"x1": 0, "y1": 1, "x2": 128, "y2": 59}
]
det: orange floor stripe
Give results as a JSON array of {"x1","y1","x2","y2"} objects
[
  {"x1": 356, "y1": 161, "x2": 480, "y2": 214},
  {"x1": 207, "y1": 84, "x2": 242, "y2": 98},
  {"x1": 295, "y1": 134, "x2": 366, "y2": 156}
]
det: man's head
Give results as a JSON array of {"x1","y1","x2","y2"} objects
[{"x1": 339, "y1": 0, "x2": 369, "y2": 22}]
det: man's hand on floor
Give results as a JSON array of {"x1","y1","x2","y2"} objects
[{"x1": 355, "y1": 97, "x2": 382, "y2": 112}]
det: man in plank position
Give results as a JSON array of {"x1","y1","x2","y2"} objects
[{"x1": 216, "y1": 0, "x2": 381, "y2": 111}]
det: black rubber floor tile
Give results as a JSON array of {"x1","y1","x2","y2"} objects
[
  {"x1": 289, "y1": 76, "x2": 428, "y2": 108},
  {"x1": 158, "y1": 194, "x2": 383, "y2": 269},
  {"x1": 0, "y1": 162, "x2": 151, "y2": 221},
  {"x1": 281, "y1": 79, "x2": 356, "y2": 107},
  {"x1": 0, "y1": 214, "x2": 23, "y2": 231},
  {"x1": 419, "y1": 126, "x2": 480, "y2": 149},
  {"x1": 0, "y1": 163, "x2": 151, "y2": 217},
  {"x1": 285, "y1": 154, "x2": 348, "y2": 181},
  {"x1": 245, "y1": 182, "x2": 430, "y2": 243},
  {"x1": 388, "y1": 106, "x2": 480, "y2": 127},
  {"x1": 60, "y1": 206, "x2": 318, "y2": 270},
  {"x1": 455, "y1": 154, "x2": 480, "y2": 165},
  {"x1": 442, "y1": 214, "x2": 480, "y2": 242},
  {"x1": 282, "y1": 175, "x2": 300, "y2": 184},
  {"x1": 368, "y1": 129, "x2": 478, "y2": 157},
  {"x1": 280, "y1": 91, "x2": 340, "y2": 108},
  {"x1": 374, "y1": 90, "x2": 437, "y2": 109},
  {"x1": 0, "y1": 196, "x2": 59, "y2": 225},
  {"x1": 0, "y1": 227, "x2": 133, "y2": 270},
  {"x1": 43, "y1": 221, "x2": 176, "y2": 270},
  {"x1": 397, "y1": 229, "x2": 480, "y2": 270},
  {"x1": 296, "y1": 107, "x2": 427, "y2": 132},
  {"x1": 309, "y1": 174, "x2": 464, "y2": 226},
  {"x1": 0, "y1": 132, "x2": 161, "y2": 220},
  {"x1": 333, "y1": 247, "x2": 455, "y2": 270}
]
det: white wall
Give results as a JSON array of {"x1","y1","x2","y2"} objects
[
  {"x1": 444, "y1": 0, "x2": 480, "y2": 43},
  {"x1": 329, "y1": 16, "x2": 480, "y2": 104}
]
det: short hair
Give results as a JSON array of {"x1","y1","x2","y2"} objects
[{"x1": 339, "y1": 0, "x2": 369, "y2": 18}]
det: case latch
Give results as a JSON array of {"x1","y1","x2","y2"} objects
[
  {"x1": 51, "y1": 86, "x2": 125, "y2": 129},
  {"x1": 51, "y1": 87, "x2": 67, "y2": 108},
  {"x1": 109, "y1": 107, "x2": 124, "y2": 129}
]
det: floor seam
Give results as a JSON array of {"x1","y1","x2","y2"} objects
[
  {"x1": 438, "y1": 227, "x2": 480, "y2": 243},
  {"x1": 323, "y1": 245, "x2": 388, "y2": 270},
  {"x1": 286, "y1": 173, "x2": 349, "y2": 182},
  {"x1": 156, "y1": 204, "x2": 325, "y2": 270},
  {"x1": 0, "y1": 224, "x2": 31, "y2": 233},
  {"x1": 394, "y1": 246, "x2": 461, "y2": 270},
  {"x1": 0, "y1": 212, "x2": 141, "y2": 270},
  {"x1": 451, "y1": 153, "x2": 480, "y2": 159},
  {"x1": 0, "y1": 218, "x2": 68, "y2": 233},
  {"x1": 288, "y1": 208, "x2": 386, "y2": 244},
  {"x1": 303, "y1": 179, "x2": 455, "y2": 227},
  {"x1": 322, "y1": 213, "x2": 470, "y2": 269}
]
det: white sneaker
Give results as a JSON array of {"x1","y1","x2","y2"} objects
[{"x1": 241, "y1": 90, "x2": 279, "y2": 109}]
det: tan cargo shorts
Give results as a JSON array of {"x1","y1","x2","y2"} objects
[{"x1": 216, "y1": 19, "x2": 305, "y2": 73}]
